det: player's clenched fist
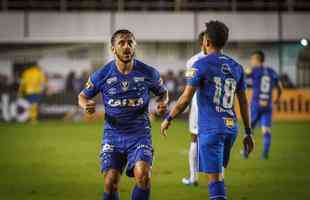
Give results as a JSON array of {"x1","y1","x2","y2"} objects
[{"x1": 85, "y1": 100, "x2": 96, "y2": 114}]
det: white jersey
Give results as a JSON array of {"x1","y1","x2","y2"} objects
[{"x1": 186, "y1": 51, "x2": 206, "y2": 134}]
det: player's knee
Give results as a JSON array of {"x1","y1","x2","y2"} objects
[
  {"x1": 262, "y1": 126, "x2": 271, "y2": 134},
  {"x1": 207, "y1": 173, "x2": 223, "y2": 183},
  {"x1": 134, "y1": 163, "x2": 151, "y2": 189},
  {"x1": 104, "y1": 171, "x2": 120, "y2": 192},
  {"x1": 135, "y1": 171, "x2": 150, "y2": 189}
]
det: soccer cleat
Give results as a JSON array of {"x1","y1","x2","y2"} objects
[
  {"x1": 240, "y1": 149, "x2": 249, "y2": 159},
  {"x1": 261, "y1": 152, "x2": 269, "y2": 160},
  {"x1": 182, "y1": 178, "x2": 198, "y2": 186}
]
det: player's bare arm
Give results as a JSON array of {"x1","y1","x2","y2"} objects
[
  {"x1": 160, "y1": 85, "x2": 196, "y2": 136},
  {"x1": 274, "y1": 81, "x2": 283, "y2": 104},
  {"x1": 78, "y1": 92, "x2": 96, "y2": 114},
  {"x1": 156, "y1": 90, "x2": 169, "y2": 116},
  {"x1": 237, "y1": 90, "x2": 254, "y2": 155}
]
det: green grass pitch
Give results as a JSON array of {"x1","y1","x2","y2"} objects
[{"x1": 1, "y1": 120, "x2": 310, "y2": 200}]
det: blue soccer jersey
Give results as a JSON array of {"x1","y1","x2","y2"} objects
[
  {"x1": 187, "y1": 52, "x2": 246, "y2": 135},
  {"x1": 249, "y1": 66, "x2": 279, "y2": 110},
  {"x1": 82, "y1": 59, "x2": 166, "y2": 135}
]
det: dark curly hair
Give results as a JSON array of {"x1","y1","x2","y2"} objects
[
  {"x1": 111, "y1": 29, "x2": 135, "y2": 46},
  {"x1": 198, "y1": 31, "x2": 205, "y2": 47},
  {"x1": 204, "y1": 20, "x2": 229, "y2": 49},
  {"x1": 252, "y1": 50, "x2": 265, "y2": 63}
]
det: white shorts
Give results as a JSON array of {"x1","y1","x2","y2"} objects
[{"x1": 189, "y1": 93, "x2": 198, "y2": 135}]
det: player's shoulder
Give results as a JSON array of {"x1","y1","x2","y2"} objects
[
  {"x1": 91, "y1": 60, "x2": 115, "y2": 83},
  {"x1": 219, "y1": 54, "x2": 244, "y2": 73},
  {"x1": 186, "y1": 52, "x2": 205, "y2": 68},
  {"x1": 134, "y1": 59, "x2": 160, "y2": 78},
  {"x1": 266, "y1": 66, "x2": 277, "y2": 74}
]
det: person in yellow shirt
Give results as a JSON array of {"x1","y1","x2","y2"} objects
[{"x1": 18, "y1": 65, "x2": 47, "y2": 123}]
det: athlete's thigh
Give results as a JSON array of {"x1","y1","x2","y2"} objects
[
  {"x1": 189, "y1": 94, "x2": 198, "y2": 135},
  {"x1": 198, "y1": 133, "x2": 225, "y2": 174},
  {"x1": 260, "y1": 109, "x2": 272, "y2": 128},
  {"x1": 223, "y1": 134, "x2": 237, "y2": 168},
  {"x1": 126, "y1": 134, "x2": 153, "y2": 177},
  {"x1": 99, "y1": 134, "x2": 127, "y2": 174},
  {"x1": 251, "y1": 104, "x2": 261, "y2": 128}
]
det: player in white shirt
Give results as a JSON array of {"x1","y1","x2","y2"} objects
[{"x1": 182, "y1": 32, "x2": 206, "y2": 186}]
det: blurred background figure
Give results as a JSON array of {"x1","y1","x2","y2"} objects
[{"x1": 18, "y1": 65, "x2": 47, "y2": 123}]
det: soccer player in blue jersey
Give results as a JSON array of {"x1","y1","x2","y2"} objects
[
  {"x1": 78, "y1": 29, "x2": 168, "y2": 200},
  {"x1": 246, "y1": 50, "x2": 283, "y2": 159},
  {"x1": 161, "y1": 21, "x2": 254, "y2": 200}
]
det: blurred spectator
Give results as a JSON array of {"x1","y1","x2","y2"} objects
[
  {"x1": 18, "y1": 65, "x2": 47, "y2": 123},
  {"x1": 280, "y1": 73, "x2": 295, "y2": 88},
  {"x1": 0, "y1": 74, "x2": 9, "y2": 92},
  {"x1": 165, "y1": 70, "x2": 178, "y2": 99},
  {"x1": 176, "y1": 70, "x2": 186, "y2": 94},
  {"x1": 65, "y1": 71, "x2": 77, "y2": 93},
  {"x1": 76, "y1": 70, "x2": 90, "y2": 92}
]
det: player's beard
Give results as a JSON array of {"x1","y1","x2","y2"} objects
[{"x1": 115, "y1": 50, "x2": 135, "y2": 64}]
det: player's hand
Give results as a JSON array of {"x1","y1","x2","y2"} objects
[
  {"x1": 84, "y1": 100, "x2": 96, "y2": 114},
  {"x1": 160, "y1": 120, "x2": 171, "y2": 137},
  {"x1": 157, "y1": 101, "x2": 167, "y2": 116},
  {"x1": 243, "y1": 134, "x2": 254, "y2": 156}
]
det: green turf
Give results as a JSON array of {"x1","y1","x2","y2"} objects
[{"x1": 1, "y1": 120, "x2": 310, "y2": 200}]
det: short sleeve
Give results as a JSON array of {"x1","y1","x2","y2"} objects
[
  {"x1": 82, "y1": 73, "x2": 100, "y2": 98},
  {"x1": 237, "y1": 66, "x2": 247, "y2": 92},
  {"x1": 150, "y1": 70, "x2": 167, "y2": 96},
  {"x1": 186, "y1": 60, "x2": 205, "y2": 87},
  {"x1": 272, "y1": 70, "x2": 279, "y2": 85}
]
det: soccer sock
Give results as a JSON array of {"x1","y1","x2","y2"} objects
[
  {"x1": 208, "y1": 181, "x2": 226, "y2": 200},
  {"x1": 131, "y1": 185, "x2": 150, "y2": 200},
  {"x1": 189, "y1": 142, "x2": 198, "y2": 182},
  {"x1": 103, "y1": 192, "x2": 119, "y2": 200},
  {"x1": 263, "y1": 132, "x2": 272, "y2": 155}
]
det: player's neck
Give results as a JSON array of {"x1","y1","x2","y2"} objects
[
  {"x1": 115, "y1": 59, "x2": 134, "y2": 75},
  {"x1": 207, "y1": 48, "x2": 221, "y2": 55}
]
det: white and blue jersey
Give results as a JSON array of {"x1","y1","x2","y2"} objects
[
  {"x1": 186, "y1": 52, "x2": 246, "y2": 173},
  {"x1": 82, "y1": 59, "x2": 166, "y2": 176},
  {"x1": 186, "y1": 51, "x2": 206, "y2": 134},
  {"x1": 248, "y1": 66, "x2": 279, "y2": 128}
]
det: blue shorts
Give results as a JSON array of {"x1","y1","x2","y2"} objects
[
  {"x1": 198, "y1": 133, "x2": 237, "y2": 174},
  {"x1": 99, "y1": 132, "x2": 153, "y2": 177},
  {"x1": 24, "y1": 94, "x2": 41, "y2": 104},
  {"x1": 251, "y1": 105, "x2": 272, "y2": 128}
]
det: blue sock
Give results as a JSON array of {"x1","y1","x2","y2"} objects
[
  {"x1": 103, "y1": 192, "x2": 119, "y2": 200},
  {"x1": 131, "y1": 185, "x2": 150, "y2": 200},
  {"x1": 208, "y1": 181, "x2": 226, "y2": 200},
  {"x1": 263, "y1": 132, "x2": 271, "y2": 155}
]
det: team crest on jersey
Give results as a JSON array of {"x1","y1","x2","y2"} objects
[
  {"x1": 185, "y1": 67, "x2": 197, "y2": 78},
  {"x1": 121, "y1": 81, "x2": 129, "y2": 91},
  {"x1": 221, "y1": 64, "x2": 231, "y2": 74},
  {"x1": 224, "y1": 118, "x2": 234, "y2": 128},
  {"x1": 134, "y1": 77, "x2": 145, "y2": 82},
  {"x1": 85, "y1": 77, "x2": 94, "y2": 89},
  {"x1": 106, "y1": 77, "x2": 118, "y2": 85}
]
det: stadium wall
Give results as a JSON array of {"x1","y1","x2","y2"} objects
[{"x1": 0, "y1": 12, "x2": 310, "y2": 42}]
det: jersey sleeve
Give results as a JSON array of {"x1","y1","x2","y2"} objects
[
  {"x1": 237, "y1": 66, "x2": 247, "y2": 92},
  {"x1": 272, "y1": 70, "x2": 279, "y2": 85},
  {"x1": 149, "y1": 69, "x2": 167, "y2": 96},
  {"x1": 186, "y1": 60, "x2": 205, "y2": 87},
  {"x1": 81, "y1": 73, "x2": 100, "y2": 98}
]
